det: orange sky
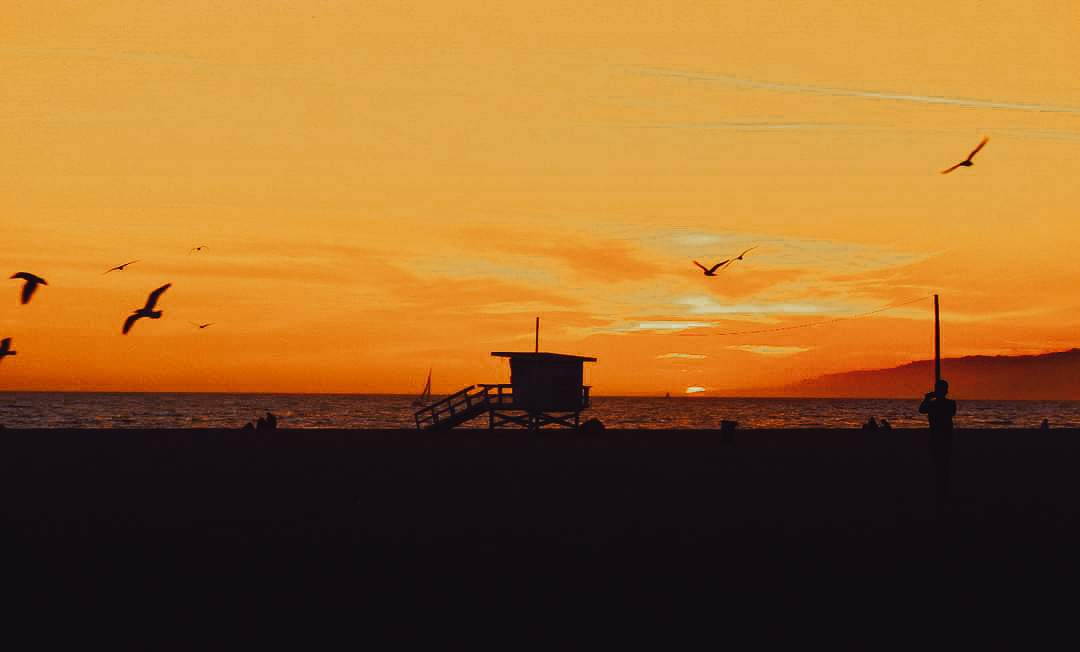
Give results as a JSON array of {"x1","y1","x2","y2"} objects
[{"x1": 3, "y1": 1, "x2": 1080, "y2": 395}]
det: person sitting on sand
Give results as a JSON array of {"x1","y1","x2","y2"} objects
[
  {"x1": 578, "y1": 417, "x2": 605, "y2": 433},
  {"x1": 265, "y1": 411, "x2": 278, "y2": 429},
  {"x1": 919, "y1": 378, "x2": 957, "y2": 495},
  {"x1": 862, "y1": 417, "x2": 879, "y2": 430},
  {"x1": 880, "y1": 418, "x2": 892, "y2": 430}
]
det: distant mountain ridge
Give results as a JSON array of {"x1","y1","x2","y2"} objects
[{"x1": 775, "y1": 349, "x2": 1080, "y2": 400}]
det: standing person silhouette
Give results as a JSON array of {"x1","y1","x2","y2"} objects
[{"x1": 919, "y1": 378, "x2": 957, "y2": 495}]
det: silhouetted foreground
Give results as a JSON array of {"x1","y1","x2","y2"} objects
[{"x1": 4, "y1": 428, "x2": 1080, "y2": 649}]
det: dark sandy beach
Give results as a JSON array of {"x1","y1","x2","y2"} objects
[{"x1": 4, "y1": 427, "x2": 1079, "y2": 649}]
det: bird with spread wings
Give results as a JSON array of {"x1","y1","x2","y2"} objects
[
  {"x1": 104, "y1": 260, "x2": 140, "y2": 274},
  {"x1": 0, "y1": 337, "x2": 15, "y2": 363},
  {"x1": 941, "y1": 137, "x2": 989, "y2": 174},
  {"x1": 693, "y1": 247, "x2": 758, "y2": 276},
  {"x1": 122, "y1": 283, "x2": 172, "y2": 334},
  {"x1": 10, "y1": 272, "x2": 47, "y2": 304}
]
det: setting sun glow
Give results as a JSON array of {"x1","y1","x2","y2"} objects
[{"x1": 3, "y1": 1, "x2": 1079, "y2": 395}]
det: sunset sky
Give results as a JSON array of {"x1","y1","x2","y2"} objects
[{"x1": 3, "y1": 1, "x2": 1080, "y2": 395}]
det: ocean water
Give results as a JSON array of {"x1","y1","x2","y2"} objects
[{"x1": 0, "y1": 392, "x2": 1076, "y2": 429}]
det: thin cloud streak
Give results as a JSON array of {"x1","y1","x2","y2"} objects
[
  {"x1": 631, "y1": 67, "x2": 1080, "y2": 115},
  {"x1": 604, "y1": 321, "x2": 715, "y2": 333},
  {"x1": 612, "y1": 123, "x2": 1080, "y2": 144},
  {"x1": 678, "y1": 297, "x2": 826, "y2": 316},
  {"x1": 727, "y1": 345, "x2": 812, "y2": 356},
  {"x1": 647, "y1": 228, "x2": 935, "y2": 274},
  {"x1": 994, "y1": 128, "x2": 1080, "y2": 142},
  {"x1": 0, "y1": 44, "x2": 296, "y2": 86},
  {"x1": 0, "y1": 45, "x2": 207, "y2": 66},
  {"x1": 0, "y1": 113, "x2": 101, "y2": 123},
  {"x1": 613, "y1": 121, "x2": 885, "y2": 132}
]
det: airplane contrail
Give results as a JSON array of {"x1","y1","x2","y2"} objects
[{"x1": 631, "y1": 67, "x2": 1080, "y2": 115}]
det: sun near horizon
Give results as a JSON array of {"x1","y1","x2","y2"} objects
[{"x1": 3, "y1": 1, "x2": 1080, "y2": 396}]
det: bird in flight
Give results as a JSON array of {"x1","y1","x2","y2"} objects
[
  {"x1": 122, "y1": 283, "x2": 172, "y2": 334},
  {"x1": 0, "y1": 337, "x2": 15, "y2": 363},
  {"x1": 693, "y1": 261, "x2": 728, "y2": 276},
  {"x1": 730, "y1": 246, "x2": 758, "y2": 262},
  {"x1": 10, "y1": 272, "x2": 47, "y2": 304},
  {"x1": 693, "y1": 247, "x2": 758, "y2": 276},
  {"x1": 189, "y1": 321, "x2": 213, "y2": 329},
  {"x1": 188, "y1": 245, "x2": 208, "y2": 254},
  {"x1": 941, "y1": 137, "x2": 989, "y2": 174},
  {"x1": 104, "y1": 260, "x2": 140, "y2": 274}
]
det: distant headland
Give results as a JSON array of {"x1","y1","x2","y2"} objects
[{"x1": 766, "y1": 349, "x2": 1080, "y2": 400}]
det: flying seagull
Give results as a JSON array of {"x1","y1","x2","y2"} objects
[
  {"x1": 941, "y1": 137, "x2": 989, "y2": 174},
  {"x1": 730, "y1": 246, "x2": 758, "y2": 262},
  {"x1": 189, "y1": 321, "x2": 213, "y2": 329},
  {"x1": 104, "y1": 260, "x2": 140, "y2": 274},
  {"x1": 693, "y1": 261, "x2": 728, "y2": 276},
  {"x1": 0, "y1": 337, "x2": 15, "y2": 363},
  {"x1": 122, "y1": 283, "x2": 172, "y2": 334},
  {"x1": 188, "y1": 245, "x2": 208, "y2": 254},
  {"x1": 693, "y1": 247, "x2": 758, "y2": 276},
  {"x1": 10, "y1": 272, "x2": 47, "y2": 304}
]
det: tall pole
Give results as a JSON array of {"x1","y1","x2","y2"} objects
[
  {"x1": 934, "y1": 294, "x2": 941, "y2": 383},
  {"x1": 535, "y1": 316, "x2": 539, "y2": 353}
]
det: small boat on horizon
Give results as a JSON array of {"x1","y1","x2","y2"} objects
[{"x1": 412, "y1": 369, "x2": 433, "y2": 407}]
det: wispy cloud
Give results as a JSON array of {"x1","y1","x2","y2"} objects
[
  {"x1": 646, "y1": 228, "x2": 935, "y2": 273},
  {"x1": 631, "y1": 67, "x2": 1080, "y2": 115},
  {"x1": 671, "y1": 293, "x2": 936, "y2": 335},
  {"x1": 657, "y1": 353, "x2": 708, "y2": 360},
  {"x1": 405, "y1": 256, "x2": 561, "y2": 285},
  {"x1": 613, "y1": 321, "x2": 715, "y2": 333},
  {"x1": 472, "y1": 300, "x2": 581, "y2": 315},
  {"x1": 993, "y1": 128, "x2": 1080, "y2": 142},
  {"x1": 616, "y1": 122, "x2": 1080, "y2": 144},
  {"x1": 727, "y1": 345, "x2": 812, "y2": 356},
  {"x1": 612, "y1": 121, "x2": 885, "y2": 132},
  {"x1": 0, "y1": 44, "x2": 297, "y2": 86},
  {"x1": 0, "y1": 45, "x2": 206, "y2": 67},
  {"x1": 0, "y1": 112, "x2": 104, "y2": 123},
  {"x1": 678, "y1": 296, "x2": 827, "y2": 316},
  {"x1": 392, "y1": 221, "x2": 938, "y2": 340}
]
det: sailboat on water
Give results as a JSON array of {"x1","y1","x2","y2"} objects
[{"x1": 412, "y1": 369, "x2": 432, "y2": 407}]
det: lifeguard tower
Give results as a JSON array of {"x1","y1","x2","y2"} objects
[{"x1": 413, "y1": 351, "x2": 596, "y2": 431}]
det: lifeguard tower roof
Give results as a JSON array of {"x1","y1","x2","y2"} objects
[{"x1": 491, "y1": 352, "x2": 597, "y2": 362}]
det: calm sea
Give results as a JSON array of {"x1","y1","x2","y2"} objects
[{"x1": 0, "y1": 393, "x2": 1075, "y2": 429}]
